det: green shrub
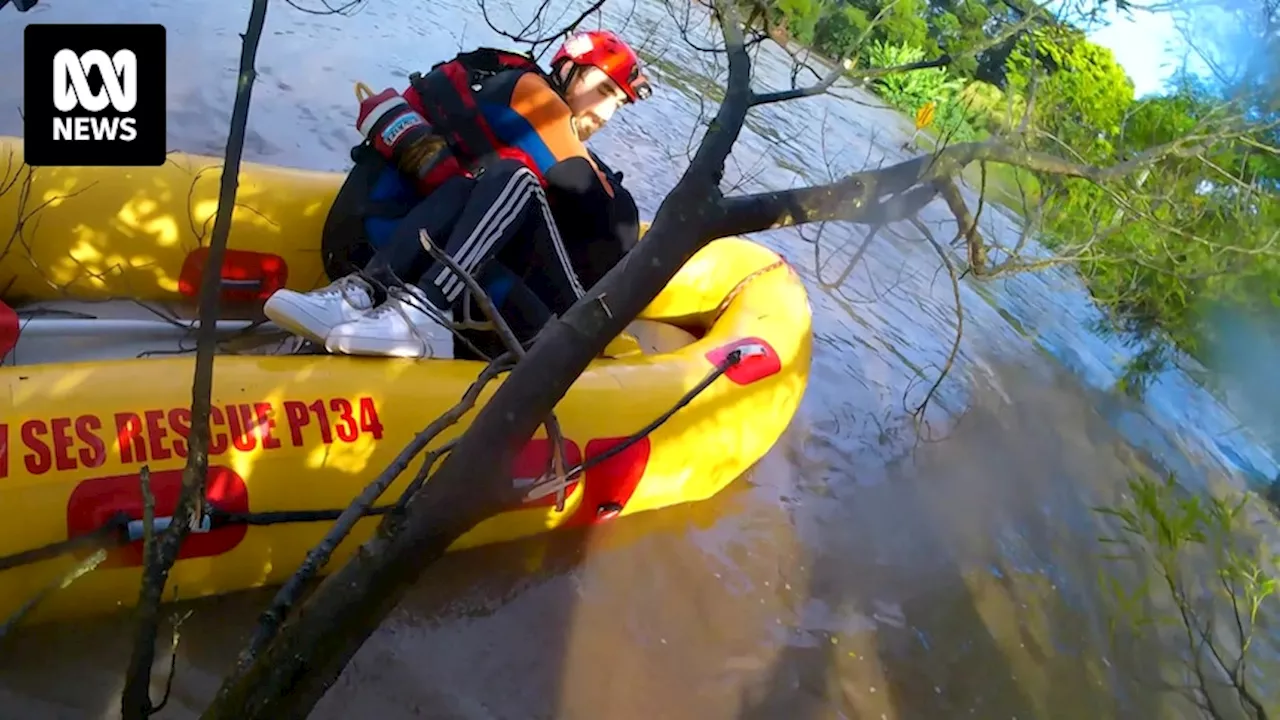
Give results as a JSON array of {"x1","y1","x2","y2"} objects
[{"x1": 866, "y1": 40, "x2": 964, "y2": 112}]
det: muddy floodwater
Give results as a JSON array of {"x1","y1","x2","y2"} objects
[{"x1": 1, "y1": 0, "x2": 1277, "y2": 718}]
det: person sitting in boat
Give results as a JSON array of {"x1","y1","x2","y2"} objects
[{"x1": 263, "y1": 30, "x2": 652, "y2": 359}]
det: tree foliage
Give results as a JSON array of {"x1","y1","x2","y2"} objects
[
  {"x1": 1006, "y1": 26, "x2": 1135, "y2": 160},
  {"x1": 769, "y1": 0, "x2": 1278, "y2": 389},
  {"x1": 1096, "y1": 472, "x2": 1278, "y2": 718}
]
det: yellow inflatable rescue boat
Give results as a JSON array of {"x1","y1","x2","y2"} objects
[{"x1": 0, "y1": 135, "x2": 812, "y2": 626}]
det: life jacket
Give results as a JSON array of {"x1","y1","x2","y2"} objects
[
  {"x1": 403, "y1": 47, "x2": 554, "y2": 193},
  {"x1": 321, "y1": 48, "x2": 554, "y2": 280}
]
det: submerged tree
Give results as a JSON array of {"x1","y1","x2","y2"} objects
[
  {"x1": 197, "y1": 0, "x2": 1277, "y2": 716},
  {"x1": 0, "y1": 0, "x2": 1276, "y2": 715},
  {"x1": 1096, "y1": 472, "x2": 1278, "y2": 718},
  {"x1": 770, "y1": 0, "x2": 1278, "y2": 397}
]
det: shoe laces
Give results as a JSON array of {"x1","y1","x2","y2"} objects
[
  {"x1": 318, "y1": 275, "x2": 371, "y2": 304},
  {"x1": 372, "y1": 286, "x2": 441, "y2": 324},
  {"x1": 365, "y1": 296, "x2": 406, "y2": 320},
  {"x1": 364, "y1": 288, "x2": 454, "y2": 355}
]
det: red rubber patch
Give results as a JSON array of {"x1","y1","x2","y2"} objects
[
  {"x1": 179, "y1": 248, "x2": 289, "y2": 305},
  {"x1": 66, "y1": 465, "x2": 250, "y2": 569},
  {"x1": 705, "y1": 337, "x2": 781, "y2": 386},
  {"x1": 514, "y1": 435, "x2": 653, "y2": 526},
  {"x1": 569, "y1": 436, "x2": 653, "y2": 527},
  {"x1": 0, "y1": 299, "x2": 17, "y2": 363},
  {"x1": 515, "y1": 437, "x2": 585, "y2": 507}
]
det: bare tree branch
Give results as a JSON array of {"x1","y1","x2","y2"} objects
[
  {"x1": 0, "y1": 548, "x2": 107, "y2": 641},
  {"x1": 707, "y1": 130, "x2": 1230, "y2": 245},
  {"x1": 231, "y1": 355, "x2": 514, "y2": 669},
  {"x1": 479, "y1": 0, "x2": 611, "y2": 58},
  {"x1": 201, "y1": 2, "x2": 764, "y2": 716},
  {"x1": 121, "y1": 1, "x2": 269, "y2": 716}
]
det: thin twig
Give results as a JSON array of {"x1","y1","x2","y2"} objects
[
  {"x1": 418, "y1": 229, "x2": 525, "y2": 353},
  {"x1": 0, "y1": 548, "x2": 108, "y2": 641},
  {"x1": 120, "y1": 1, "x2": 270, "y2": 716},
  {"x1": 906, "y1": 218, "x2": 964, "y2": 429},
  {"x1": 417, "y1": 229, "x2": 573, "y2": 510},
  {"x1": 234, "y1": 351, "x2": 515, "y2": 667},
  {"x1": 140, "y1": 465, "x2": 156, "y2": 571},
  {"x1": 395, "y1": 438, "x2": 460, "y2": 507}
]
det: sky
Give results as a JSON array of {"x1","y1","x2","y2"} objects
[
  {"x1": 1085, "y1": 7, "x2": 1188, "y2": 96},
  {"x1": 1041, "y1": 0, "x2": 1205, "y2": 98}
]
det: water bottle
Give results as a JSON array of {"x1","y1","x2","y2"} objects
[{"x1": 355, "y1": 87, "x2": 445, "y2": 189}]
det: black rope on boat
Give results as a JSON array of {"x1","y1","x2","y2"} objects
[
  {"x1": 560, "y1": 346, "x2": 748, "y2": 482},
  {"x1": 0, "y1": 347, "x2": 754, "y2": 572},
  {"x1": 0, "y1": 512, "x2": 133, "y2": 572}
]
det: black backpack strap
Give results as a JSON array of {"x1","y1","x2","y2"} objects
[
  {"x1": 410, "y1": 66, "x2": 495, "y2": 166},
  {"x1": 409, "y1": 50, "x2": 543, "y2": 169},
  {"x1": 454, "y1": 48, "x2": 543, "y2": 78},
  {"x1": 590, "y1": 149, "x2": 624, "y2": 184}
]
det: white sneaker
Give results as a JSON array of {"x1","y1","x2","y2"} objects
[
  {"x1": 263, "y1": 274, "x2": 375, "y2": 344},
  {"x1": 324, "y1": 284, "x2": 455, "y2": 359}
]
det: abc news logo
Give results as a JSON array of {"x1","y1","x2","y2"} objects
[
  {"x1": 53, "y1": 49, "x2": 140, "y2": 142},
  {"x1": 24, "y1": 24, "x2": 166, "y2": 167}
]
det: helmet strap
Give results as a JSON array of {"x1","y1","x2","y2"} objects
[{"x1": 549, "y1": 60, "x2": 580, "y2": 98}]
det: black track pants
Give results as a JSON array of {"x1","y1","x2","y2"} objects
[{"x1": 361, "y1": 159, "x2": 584, "y2": 343}]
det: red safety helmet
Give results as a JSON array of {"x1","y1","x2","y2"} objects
[{"x1": 552, "y1": 30, "x2": 652, "y2": 102}]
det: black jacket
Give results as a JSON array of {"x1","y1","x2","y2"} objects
[{"x1": 545, "y1": 150, "x2": 640, "y2": 290}]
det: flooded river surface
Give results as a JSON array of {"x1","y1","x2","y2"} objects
[{"x1": 1, "y1": 0, "x2": 1278, "y2": 717}]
